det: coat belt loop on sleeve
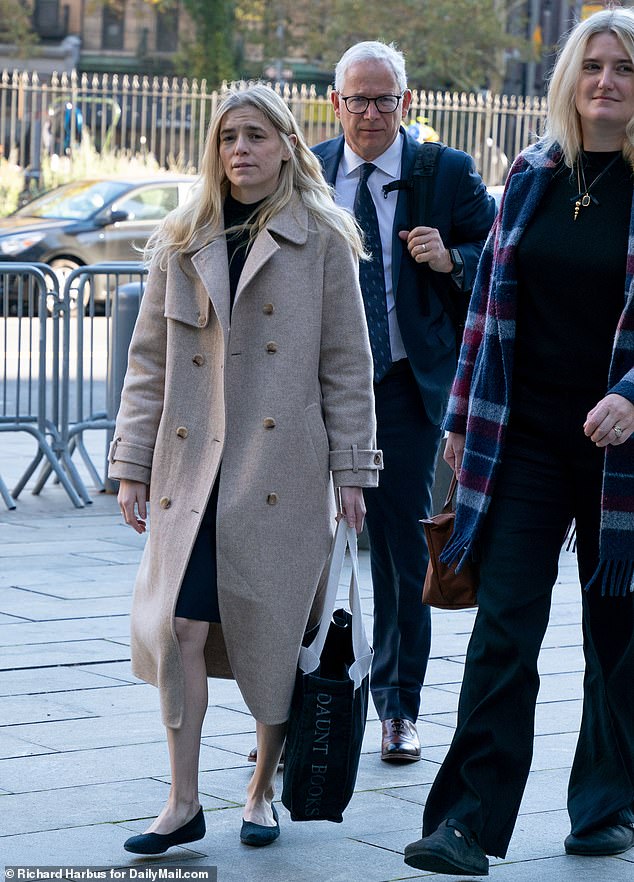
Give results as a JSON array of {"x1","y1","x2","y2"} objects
[
  {"x1": 352, "y1": 444, "x2": 359, "y2": 472},
  {"x1": 108, "y1": 438, "x2": 120, "y2": 463}
]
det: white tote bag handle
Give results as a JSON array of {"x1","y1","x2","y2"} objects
[{"x1": 298, "y1": 519, "x2": 373, "y2": 690}]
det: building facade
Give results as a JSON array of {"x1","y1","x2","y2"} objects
[{"x1": 3, "y1": 0, "x2": 632, "y2": 91}]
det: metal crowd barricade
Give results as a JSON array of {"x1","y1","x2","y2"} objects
[
  {"x1": 40, "y1": 262, "x2": 147, "y2": 494},
  {"x1": 0, "y1": 262, "x2": 88, "y2": 508}
]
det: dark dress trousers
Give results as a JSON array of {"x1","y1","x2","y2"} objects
[
  {"x1": 422, "y1": 385, "x2": 634, "y2": 857},
  {"x1": 313, "y1": 131, "x2": 495, "y2": 721}
]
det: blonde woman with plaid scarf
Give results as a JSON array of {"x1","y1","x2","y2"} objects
[{"x1": 405, "y1": 8, "x2": 634, "y2": 876}]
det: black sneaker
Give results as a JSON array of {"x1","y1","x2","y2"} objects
[{"x1": 404, "y1": 818, "x2": 489, "y2": 876}]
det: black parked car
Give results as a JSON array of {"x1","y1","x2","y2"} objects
[{"x1": 0, "y1": 174, "x2": 195, "y2": 310}]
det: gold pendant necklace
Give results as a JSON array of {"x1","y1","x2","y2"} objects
[{"x1": 571, "y1": 153, "x2": 620, "y2": 221}]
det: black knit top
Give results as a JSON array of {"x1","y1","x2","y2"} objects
[
  {"x1": 513, "y1": 151, "x2": 631, "y2": 398},
  {"x1": 223, "y1": 193, "x2": 265, "y2": 307}
]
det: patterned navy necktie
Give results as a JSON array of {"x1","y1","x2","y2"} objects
[{"x1": 354, "y1": 163, "x2": 392, "y2": 383}]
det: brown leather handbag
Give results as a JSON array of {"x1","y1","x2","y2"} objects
[{"x1": 420, "y1": 475, "x2": 478, "y2": 609}]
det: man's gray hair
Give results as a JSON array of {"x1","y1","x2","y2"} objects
[{"x1": 334, "y1": 41, "x2": 408, "y2": 92}]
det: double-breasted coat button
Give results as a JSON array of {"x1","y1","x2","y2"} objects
[
  {"x1": 263, "y1": 418, "x2": 276, "y2": 429},
  {"x1": 192, "y1": 354, "x2": 205, "y2": 366},
  {"x1": 267, "y1": 493, "x2": 279, "y2": 505},
  {"x1": 374, "y1": 453, "x2": 382, "y2": 465},
  {"x1": 262, "y1": 303, "x2": 274, "y2": 315},
  {"x1": 196, "y1": 314, "x2": 206, "y2": 327},
  {"x1": 266, "y1": 341, "x2": 278, "y2": 353},
  {"x1": 176, "y1": 426, "x2": 188, "y2": 439},
  {"x1": 159, "y1": 496, "x2": 171, "y2": 509}
]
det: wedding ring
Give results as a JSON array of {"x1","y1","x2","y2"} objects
[
  {"x1": 613, "y1": 424, "x2": 623, "y2": 438},
  {"x1": 421, "y1": 243, "x2": 427, "y2": 252}
]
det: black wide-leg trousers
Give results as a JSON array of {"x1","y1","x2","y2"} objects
[{"x1": 422, "y1": 386, "x2": 634, "y2": 858}]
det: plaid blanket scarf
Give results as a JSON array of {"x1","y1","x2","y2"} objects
[{"x1": 442, "y1": 140, "x2": 634, "y2": 596}]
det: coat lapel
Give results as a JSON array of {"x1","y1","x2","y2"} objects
[
  {"x1": 191, "y1": 238, "x2": 231, "y2": 339},
  {"x1": 235, "y1": 196, "x2": 309, "y2": 303},
  {"x1": 235, "y1": 230, "x2": 281, "y2": 303},
  {"x1": 190, "y1": 196, "x2": 310, "y2": 319}
]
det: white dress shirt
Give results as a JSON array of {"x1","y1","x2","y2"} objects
[{"x1": 334, "y1": 133, "x2": 407, "y2": 363}]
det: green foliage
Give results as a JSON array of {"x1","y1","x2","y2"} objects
[
  {"x1": 97, "y1": 0, "x2": 528, "y2": 92},
  {"x1": 232, "y1": 0, "x2": 527, "y2": 93},
  {"x1": 142, "y1": 0, "x2": 238, "y2": 84},
  {"x1": 303, "y1": 0, "x2": 525, "y2": 92},
  {"x1": 0, "y1": 0, "x2": 39, "y2": 56}
]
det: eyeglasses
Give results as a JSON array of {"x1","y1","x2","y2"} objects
[{"x1": 339, "y1": 94, "x2": 403, "y2": 114}]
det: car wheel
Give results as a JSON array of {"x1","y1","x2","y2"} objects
[{"x1": 48, "y1": 258, "x2": 87, "y2": 313}]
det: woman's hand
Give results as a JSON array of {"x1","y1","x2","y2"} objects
[
  {"x1": 339, "y1": 486, "x2": 366, "y2": 533},
  {"x1": 443, "y1": 432, "x2": 466, "y2": 474},
  {"x1": 118, "y1": 479, "x2": 148, "y2": 534},
  {"x1": 584, "y1": 393, "x2": 634, "y2": 447}
]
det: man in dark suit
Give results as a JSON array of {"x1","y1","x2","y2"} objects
[{"x1": 314, "y1": 41, "x2": 495, "y2": 761}]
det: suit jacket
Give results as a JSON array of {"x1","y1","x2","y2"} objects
[{"x1": 313, "y1": 129, "x2": 496, "y2": 425}]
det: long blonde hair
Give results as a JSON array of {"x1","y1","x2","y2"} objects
[
  {"x1": 146, "y1": 84, "x2": 364, "y2": 267},
  {"x1": 543, "y1": 7, "x2": 634, "y2": 168}
]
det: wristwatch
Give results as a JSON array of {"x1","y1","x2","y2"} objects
[{"x1": 449, "y1": 247, "x2": 464, "y2": 284}]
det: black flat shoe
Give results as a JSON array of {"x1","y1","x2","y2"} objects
[
  {"x1": 565, "y1": 823, "x2": 634, "y2": 856},
  {"x1": 404, "y1": 819, "x2": 489, "y2": 876},
  {"x1": 124, "y1": 807, "x2": 206, "y2": 855},
  {"x1": 240, "y1": 804, "x2": 280, "y2": 847}
]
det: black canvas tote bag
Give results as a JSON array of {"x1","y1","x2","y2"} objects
[{"x1": 281, "y1": 520, "x2": 372, "y2": 822}]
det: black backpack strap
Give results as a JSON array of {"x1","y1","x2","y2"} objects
[
  {"x1": 383, "y1": 141, "x2": 462, "y2": 344},
  {"x1": 409, "y1": 142, "x2": 466, "y2": 354},
  {"x1": 409, "y1": 142, "x2": 458, "y2": 326},
  {"x1": 409, "y1": 141, "x2": 443, "y2": 231}
]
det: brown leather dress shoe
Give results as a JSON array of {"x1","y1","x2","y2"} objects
[{"x1": 381, "y1": 718, "x2": 421, "y2": 762}]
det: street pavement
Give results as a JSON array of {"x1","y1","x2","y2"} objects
[{"x1": 1, "y1": 429, "x2": 632, "y2": 881}]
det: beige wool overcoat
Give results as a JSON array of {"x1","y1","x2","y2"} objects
[{"x1": 108, "y1": 194, "x2": 382, "y2": 728}]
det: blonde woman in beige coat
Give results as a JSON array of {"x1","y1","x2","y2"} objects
[{"x1": 109, "y1": 84, "x2": 381, "y2": 855}]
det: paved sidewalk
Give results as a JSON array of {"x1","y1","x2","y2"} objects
[{"x1": 0, "y1": 432, "x2": 632, "y2": 881}]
